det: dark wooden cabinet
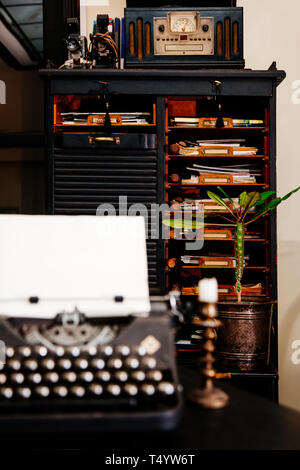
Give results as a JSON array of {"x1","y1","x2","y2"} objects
[{"x1": 40, "y1": 67, "x2": 285, "y2": 399}]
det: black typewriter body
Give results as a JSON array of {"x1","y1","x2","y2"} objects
[{"x1": 0, "y1": 301, "x2": 182, "y2": 433}]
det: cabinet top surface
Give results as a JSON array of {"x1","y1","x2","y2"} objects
[{"x1": 39, "y1": 68, "x2": 286, "y2": 86}]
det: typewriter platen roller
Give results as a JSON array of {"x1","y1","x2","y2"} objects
[{"x1": 0, "y1": 216, "x2": 182, "y2": 433}]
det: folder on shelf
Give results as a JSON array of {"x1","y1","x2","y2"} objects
[
  {"x1": 181, "y1": 255, "x2": 249, "y2": 268},
  {"x1": 218, "y1": 283, "x2": 263, "y2": 295},
  {"x1": 182, "y1": 283, "x2": 263, "y2": 296},
  {"x1": 198, "y1": 117, "x2": 233, "y2": 128},
  {"x1": 204, "y1": 229, "x2": 234, "y2": 240},
  {"x1": 87, "y1": 114, "x2": 123, "y2": 125},
  {"x1": 198, "y1": 174, "x2": 234, "y2": 184}
]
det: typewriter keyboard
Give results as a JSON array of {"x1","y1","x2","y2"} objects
[{"x1": 0, "y1": 344, "x2": 179, "y2": 412}]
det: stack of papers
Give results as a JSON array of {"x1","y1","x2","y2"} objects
[
  {"x1": 177, "y1": 139, "x2": 258, "y2": 156},
  {"x1": 172, "y1": 198, "x2": 256, "y2": 212},
  {"x1": 186, "y1": 163, "x2": 262, "y2": 184},
  {"x1": 60, "y1": 112, "x2": 151, "y2": 125},
  {"x1": 181, "y1": 254, "x2": 249, "y2": 267}
]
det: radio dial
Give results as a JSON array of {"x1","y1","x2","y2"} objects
[
  {"x1": 202, "y1": 24, "x2": 209, "y2": 32},
  {"x1": 158, "y1": 24, "x2": 165, "y2": 33}
]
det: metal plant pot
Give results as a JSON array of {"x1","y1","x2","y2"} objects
[{"x1": 216, "y1": 300, "x2": 274, "y2": 371}]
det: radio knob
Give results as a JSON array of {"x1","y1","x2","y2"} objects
[
  {"x1": 202, "y1": 24, "x2": 209, "y2": 32},
  {"x1": 158, "y1": 24, "x2": 165, "y2": 33}
]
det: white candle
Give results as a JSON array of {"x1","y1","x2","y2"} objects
[{"x1": 198, "y1": 278, "x2": 218, "y2": 303}]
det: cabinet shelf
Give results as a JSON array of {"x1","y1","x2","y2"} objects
[
  {"x1": 181, "y1": 266, "x2": 269, "y2": 271},
  {"x1": 166, "y1": 154, "x2": 268, "y2": 159},
  {"x1": 169, "y1": 183, "x2": 267, "y2": 187},
  {"x1": 167, "y1": 238, "x2": 266, "y2": 243},
  {"x1": 54, "y1": 124, "x2": 157, "y2": 130},
  {"x1": 168, "y1": 126, "x2": 266, "y2": 131}
]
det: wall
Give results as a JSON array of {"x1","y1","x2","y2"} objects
[
  {"x1": 0, "y1": 59, "x2": 45, "y2": 213},
  {"x1": 239, "y1": 0, "x2": 300, "y2": 412},
  {"x1": 80, "y1": 0, "x2": 126, "y2": 37}
]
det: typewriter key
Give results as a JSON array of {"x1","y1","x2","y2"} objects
[
  {"x1": 62, "y1": 371, "x2": 77, "y2": 383},
  {"x1": 116, "y1": 345, "x2": 130, "y2": 356},
  {"x1": 54, "y1": 385, "x2": 68, "y2": 397},
  {"x1": 103, "y1": 345, "x2": 113, "y2": 356},
  {"x1": 79, "y1": 371, "x2": 94, "y2": 382},
  {"x1": 6, "y1": 347, "x2": 15, "y2": 358},
  {"x1": 147, "y1": 370, "x2": 163, "y2": 382},
  {"x1": 58, "y1": 358, "x2": 72, "y2": 370},
  {"x1": 44, "y1": 372, "x2": 59, "y2": 383},
  {"x1": 141, "y1": 384, "x2": 155, "y2": 396},
  {"x1": 74, "y1": 358, "x2": 89, "y2": 370},
  {"x1": 28, "y1": 373, "x2": 42, "y2": 384},
  {"x1": 55, "y1": 346, "x2": 65, "y2": 357},
  {"x1": 11, "y1": 373, "x2": 25, "y2": 384},
  {"x1": 1, "y1": 387, "x2": 13, "y2": 399},
  {"x1": 7, "y1": 359, "x2": 21, "y2": 371},
  {"x1": 158, "y1": 382, "x2": 175, "y2": 395},
  {"x1": 115, "y1": 371, "x2": 128, "y2": 382},
  {"x1": 137, "y1": 345, "x2": 147, "y2": 357},
  {"x1": 24, "y1": 359, "x2": 38, "y2": 371},
  {"x1": 131, "y1": 370, "x2": 145, "y2": 382},
  {"x1": 34, "y1": 346, "x2": 48, "y2": 357},
  {"x1": 87, "y1": 346, "x2": 97, "y2": 356},
  {"x1": 35, "y1": 386, "x2": 50, "y2": 398},
  {"x1": 125, "y1": 357, "x2": 139, "y2": 369},
  {"x1": 91, "y1": 358, "x2": 105, "y2": 370},
  {"x1": 0, "y1": 374, "x2": 7, "y2": 385},
  {"x1": 96, "y1": 370, "x2": 111, "y2": 382},
  {"x1": 17, "y1": 387, "x2": 31, "y2": 399},
  {"x1": 142, "y1": 357, "x2": 156, "y2": 369},
  {"x1": 89, "y1": 383, "x2": 103, "y2": 396},
  {"x1": 108, "y1": 358, "x2": 123, "y2": 369},
  {"x1": 70, "y1": 347, "x2": 80, "y2": 357},
  {"x1": 41, "y1": 358, "x2": 56, "y2": 370},
  {"x1": 124, "y1": 384, "x2": 138, "y2": 396},
  {"x1": 107, "y1": 384, "x2": 121, "y2": 396},
  {"x1": 19, "y1": 346, "x2": 32, "y2": 357},
  {"x1": 70, "y1": 385, "x2": 85, "y2": 397}
]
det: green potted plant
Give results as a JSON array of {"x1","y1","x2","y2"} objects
[{"x1": 163, "y1": 186, "x2": 300, "y2": 370}]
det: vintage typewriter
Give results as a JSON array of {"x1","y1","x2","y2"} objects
[{"x1": 0, "y1": 216, "x2": 182, "y2": 433}]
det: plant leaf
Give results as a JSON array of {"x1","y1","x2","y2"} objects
[
  {"x1": 241, "y1": 192, "x2": 261, "y2": 219},
  {"x1": 255, "y1": 191, "x2": 276, "y2": 206},
  {"x1": 217, "y1": 186, "x2": 234, "y2": 206},
  {"x1": 162, "y1": 219, "x2": 205, "y2": 230},
  {"x1": 281, "y1": 185, "x2": 300, "y2": 201},
  {"x1": 247, "y1": 186, "x2": 300, "y2": 224},
  {"x1": 239, "y1": 191, "x2": 248, "y2": 208},
  {"x1": 246, "y1": 197, "x2": 282, "y2": 222},
  {"x1": 207, "y1": 191, "x2": 232, "y2": 212}
]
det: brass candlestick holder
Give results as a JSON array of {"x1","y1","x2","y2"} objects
[{"x1": 188, "y1": 279, "x2": 229, "y2": 409}]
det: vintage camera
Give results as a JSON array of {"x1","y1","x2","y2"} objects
[
  {"x1": 89, "y1": 14, "x2": 118, "y2": 68},
  {"x1": 65, "y1": 17, "x2": 87, "y2": 68}
]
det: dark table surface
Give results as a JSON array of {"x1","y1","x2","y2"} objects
[{"x1": 1, "y1": 366, "x2": 299, "y2": 452}]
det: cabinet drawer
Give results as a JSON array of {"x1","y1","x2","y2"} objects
[{"x1": 54, "y1": 133, "x2": 157, "y2": 151}]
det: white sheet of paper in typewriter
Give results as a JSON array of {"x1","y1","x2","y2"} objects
[{"x1": 0, "y1": 215, "x2": 151, "y2": 318}]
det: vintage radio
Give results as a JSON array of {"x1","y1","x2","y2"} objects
[{"x1": 125, "y1": 7, "x2": 244, "y2": 68}]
